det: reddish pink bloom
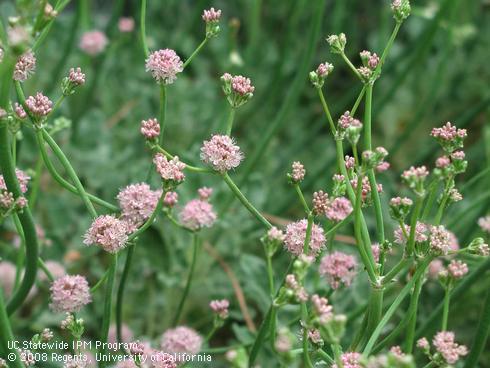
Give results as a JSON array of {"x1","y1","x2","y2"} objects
[
  {"x1": 311, "y1": 294, "x2": 333, "y2": 324},
  {"x1": 179, "y1": 199, "x2": 216, "y2": 231},
  {"x1": 267, "y1": 226, "x2": 285, "y2": 242},
  {"x1": 376, "y1": 161, "x2": 390, "y2": 172},
  {"x1": 83, "y1": 215, "x2": 129, "y2": 253},
  {"x1": 153, "y1": 154, "x2": 186, "y2": 182},
  {"x1": 145, "y1": 49, "x2": 183, "y2": 85},
  {"x1": 68, "y1": 67, "x2": 85, "y2": 86},
  {"x1": 209, "y1": 299, "x2": 229, "y2": 318},
  {"x1": 371, "y1": 243, "x2": 380, "y2": 263},
  {"x1": 14, "y1": 103, "x2": 27, "y2": 119},
  {"x1": 25, "y1": 92, "x2": 52, "y2": 117},
  {"x1": 417, "y1": 337, "x2": 430, "y2": 350},
  {"x1": 332, "y1": 352, "x2": 362, "y2": 368},
  {"x1": 402, "y1": 165, "x2": 429, "y2": 180},
  {"x1": 0, "y1": 168, "x2": 30, "y2": 193},
  {"x1": 290, "y1": 161, "x2": 306, "y2": 182},
  {"x1": 118, "y1": 17, "x2": 135, "y2": 33},
  {"x1": 200, "y1": 135, "x2": 243, "y2": 172},
  {"x1": 431, "y1": 122, "x2": 467, "y2": 141},
  {"x1": 117, "y1": 183, "x2": 161, "y2": 228},
  {"x1": 284, "y1": 219, "x2": 326, "y2": 257},
  {"x1": 436, "y1": 155, "x2": 451, "y2": 168},
  {"x1": 164, "y1": 191, "x2": 178, "y2": 207},
  {"x1": 140, "y1": 118, "x2": 160, "y2": 140},
  {"x1": 338, "y1": 111, "x2": 361, "y2": 130},
  {"x1": 448, "y1": 260, "x2": 468, "y2": 279},
  {"x1": 79, "y1": 31, "x2": 108, "y2": 55},
  {"x1": 197, "y1": 187, "x2": 213, "y2": 200},
  {"x1": 222, "y1": 73, "x2": 255, "y2": 96},
  {"x1": 202, "y1": 8, "x2": 221, "y2": 22},
  {"x1": 14, "y1": 51, "x2": 36, "y2": 81},
  {"x1": 316, "y1": 62, "x2": 334, "y2": 77},
  {"x1": 160, "y1": 326, "x2": 202, "y2": 358},
  {"x1": 49, "y1": 275, "x2": 91, "y2": 313},
  {"x1": 312, "y1": 190, "x2": 329, "y2": 215},
  {"x1": 429, "y1": 225, "x2": 452, "y2": 255},
  {"x1": 345, "y1": 155, "x2": 355, "y2": 169},
  {"x1": 319, "y1": 251, "x2": 357, "y2": 289}
]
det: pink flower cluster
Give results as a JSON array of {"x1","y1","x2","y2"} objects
[
  {"x1": 319, "y1": 251, "x2": 357, "y2": 289},
  {"x1": 338, "y1": 111, "x2": 361, "y2": 130},
  {"x1": 326, "y1": 197, "x2": 353, "y2": 222},
  {"x1": 433, "y1": 331, "x2": 468, "y2": 364},
  {"x1": 351, "y1": 175, "x2": 382, "y2": 201},
  {"x1": 332, "y1": 352, "x2": 362, "y2": 368},
  {"x1": 200, "y1": 134, "x2": 243, "y2": 172},
  {"x1": 431, "y1": 122, "x2": 467, "y2": 142},
  {"x1": 0, "y1": 168, "x2": 30, "y2": 193},
  {"x1": 164, "y1": 191, "x2": 178, "y2": 207},
  {"x1": 478, "y1": 215, "x2": 490, "y2": 233},
  {"x1": 49, "y1": 275, "x2": 91, "y2": 313},
  {"x1": 160, "y1": 326, "x2": 202, "y2": 358},
  {"x1": 284, "y1": 219, "x2": 326, "y2": 257},
  {"x1": 68, "y1": 67, "x2": 86, "y2": 86},
  {"x1": 202, "y1": 7, "x2": 221, "y2": 22},
  {"x1": 14, "y1": 51, "x2": 36, "y2": 81},
  {"x1": 209, "y1": 299, "x2": 229, "y2": 319},
  {"x1": 311, "y1": 294, "x2": 333, "y2": 324},
  {"x1": 118, "y1": 17, "x2": 135, "y2": 33},
  {"x1": 267, "y1": 226, "x2": 285, "y2": 242},
  {"x1": 117, "y1": 183, "x2": 161, "y2": 229},
  {"x1": 429, "y1": 225, "x2": 452, "y2": 255},
  {"x1": 222, "y1": 73, "x2": 255, "y2": 96},
  {"x1": 79, "y1": 30, "x2": 108, "y2": 55},
  {"x1": 83, "y1": 215, "x2": 129, "y2": 253},
  {"x1": 402, "y1": 165, "x2": 429, "y2": 180},
  {"x1": 179, "y1": 189, "x2": 216, "y2": 230},
  {"x1": 153, "y1": 154, "x2": 186, "y2": 183},
  {"x1": 394, "y1": 222, "x2": 428, "y2": 244},
  {"x1": 25, "y1": 92, "x2": 53, "y2": 117},
  {"x1": 141, "y1": 118, "x2": 160, "y2": 140},
  {"x1": 285, "y1": 274, "x2": 308, "y2": 302},
  {"x1": 290, "y1": 161, "x2": 306, "y2": 182},
  {"x1": 145, "y1": 49, "x2": 183, "y2": 85},
  {"x1": 447, "y1": 260, "x2": 468, "y2": 279}
]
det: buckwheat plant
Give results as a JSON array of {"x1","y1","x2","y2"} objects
[{"x1": 0, "y1": 1, "x2": 489, "y2": 368}]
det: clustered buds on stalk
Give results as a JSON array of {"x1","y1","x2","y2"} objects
[
  {"x1": 337, "y1": 111, "x2": 363, "y2": 144},
  {"x1": 362, "y1": 147, "x2": 389, "y2": 170},
  {"x1": 25, "y1": 92, "x2": 53, "y2": 123},
  {"x1": 60, "y1": 313, "x2": 85, "y2": 339},
  {"x1": 153, "y1": 154, "x2": 186, "y2": 185},
  {"x1": 312, "y1": 190, "x2": 352, "y2": 222},
  {"x1": 179, "y1": 188, "x2": 217, "y2": 231},
  {"x1": 391, "y1": 0, "x2": 411, "y2": 23},
  {"x1": 210, "y1": 299, "x2": 229, "y2": 329},
  {"x1": 275, "y1": 255, "x2": 313, "y2": 306},
  {"x1": 61, "y1": 67, "x2": 86, "y2": 95},
  {"x1": 0, "y1": 168, "x2": 30, "y2": 216},
  {"x1": 202, "y1": 7, "x2": 222, "y2": 38},
  {"x1": 332, "y1": 174, "x2": 347, "y2": 197},
  {"x1": 309, "y1": 62, "x2": 334, "y2": 88},
  {"x1": 431, "y1": 122, "x2": 467, "y2": 153},
  {"x1": 288, "y1": 161, "x2": 306, "y2": 184},
  {"x1": 220, "y1": 73, "x2": 255, "y2": 108},
  {"x1": 31, "y1": 328, "x2": 54, "y2": 344},
  {"x1": 467, "y1": 237, "x2": 490, "y2": 256},
  {"x1": 417, "y1": 331, "x2": 467, "y2": 366},
  {"x1": 326, "y1": 33, "x2": 347, "y2": 54},
  {"x1": 401, "y1": 165, "x2": 429, "y2": 196},
  {"x1": 358, "y1": 50, "x2": 380, "y2": 83},
  {"x1": 261, "y1": 226, "x2": 285, "y2": 257},
  {"x1": 141, "y1": 117, "x2": 161, "y2": 141},
  {"x1": 13, "y1": 50, "x2": 36, "y2": 82},
  {"x1": 389, "y1": 196, "x2": 413, "y2": 220}
]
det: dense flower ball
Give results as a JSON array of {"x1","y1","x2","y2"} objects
[
  {"x1": 447, "y1": 260, "x2": 468, "y2": 279},
  {"x1": 319, "y1": 251, "x2": 357, "y2": 289},
  {"x1": 140, "y1": 118, "x2": 160, "y2": 140},
  {"x1": 79, "y1": 31, "x2": 108, "y2": 55},
  {"x1": 200, "y1": 135, "x2": 243, "y2": 172},
  {"x1": 284, "y1": 219, "x2": 326, "y2": 257},
  {"x1": 209, "y1": 299, "x2": 229, "y2": 319},
  {"x1": 432, "y1": 331, "x2": 467, "y2": 364},
  {"x1": 50, "y1": 275, "x2": 91, "y2": 313},
  {"x1": 290, "y1": 161, "x2": 306, "y2": 182},
  {"x1": 153, "y1": 154, "x2": 186, "y2": 183},
  {"x1": 163, "y1": 191, "x2": 178, "y2": 207},
  {"x1": 312, "y1": 191, "x2": 329, "y2": 215},
  {"x1": 14, "y1": 50, "x2": 36, "y2": 81},
  {"x1": 151, "y1": 351, "x2": 177, "y2": 368},
  {"x1": 145, "y1": 49, "x2": 183, "y2": 85},
  {"x1": 429, "y1": 225, "x2": 452, "y2": 255},
  {"x1": 161, "y1": 326, "x2": 202, "y2": 358},
  {"x1": 117, "y1": 183, "x2": 161, "y2": 228},
  {"x1": 267, "y1": 226, "x2": 285, "y2": 242},
  {"x1": 326, "y1": 197, "x2": 352, "y2": 222},
  {"x1": 25, "y1": 92, "x2": 53, "y2": 117},
  {"x1": 332, "y1": 352, "x2": 362, "y2": 368},
  {"x1": 179, "y1": 199, "x2": 216, "y2": 231},
  {"x1": 0, "y1": 168, "x2": 30, "y2": 193},
  {"x1": 68, "y1": 67, "x2": 86, "y2": 86},
  {"x1": 118, "y1": 17, "x2": 135, "y2": 33},
  {"x1": 14, "y1": 103, "x2": 27, "y2": 119},
  {"x1": 83, "y1": 215, "x2": 129, "y2": 253},
  {"x1": 202, "y1": 7, "x2": 221, "y2": 22}
]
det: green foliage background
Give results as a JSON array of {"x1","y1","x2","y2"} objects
[{"x1": 1, "y1": 0, "x2": 489, "y2": 366}]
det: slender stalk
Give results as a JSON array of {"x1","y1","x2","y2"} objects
[
  {"x1": 140, "y1": 0, "x2": 149, "y2": 57},
  {"x1": 117, "y1": 243, "x2": 136, "y2": 343},
  {"x1": 341, "y1": 52, "x2": 362, "y2": 80},
  {"x1": 294, "y1": 184, "x2": 310, "y2": 214},
  {"x1": 154, "y1": 146, "x2": 214, "y2": 173},
  {"x1": 406, "y1": 195, "x2": 424, "y2": 255},
  {"x1": 158, "y1": 85, "x2": 167, "y2": 145},
  {"x1": 225, "y1": 107, "x2": 236, "y2": 136},
  {"x1": 222, "y1": 173, "x2": 272, "y2": 229},
  {"x1": 35, "y1": 130, "x2": 118, "y2": 211},
  {"x1": 266, "y1": 252, "x2": 274, "y2": 298},
  {"x1": 434, "y1": 178, "x2": 452, "y2": 225},
  {"x1": 0, "y1": 290, "x2": 23, "y2": 368},
  {"x1": 421, "y1": 180, "x2": 438, "y2": 220},
  {"x1": 301, "y1": 303, "x2": 314, "y2": 368},
  {"x1": 173, "y1": 233, "x2": 200, "y2": 325},
  {"x1": 28, "y1": 157, "x2": 43, "y2": 209},
  {"x1": 332, "y1": 343, "x2": 343, "y2": 367},
  {"x1": 441, "y1": 287, "x2": 450, "y2": 331},
  {"x1": 317, "y1": 88, "x2": 337, "y2": 135},
  {"x1": 90, "y1": 269, "x2": 110, "y2": 293},
  {"x1": 183, "y1": 38, "x2": 208, "y2": 69},
  {"x1": 403, "y1": 273, "x2": 424, "y2": 353},
  {"x1": 248, "y1": 305, "x2": 276, "y2": 367},
  {"x1": 364, "y1": 287, "x2": 384, "y2": 348},
  {"x1": 422, "y1": 362, "x2": 436, "y2": 368},
  {"x1": 99, "y1": 255, "x2": 118, "y2": 368},
  {"x1": 32, "y1": 0, "x2": 72, "y2": 52},
  {"x1": 0, "y1": 54, "x2": 39, "y2": 316},
  {"x1": 382, "y1": 257, "x2": 412, "y2": 285},
  {"x1": 316, "y1": 349, "x2": 335, "y2": 364}
]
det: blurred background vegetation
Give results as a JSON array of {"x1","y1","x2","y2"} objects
[{"x1": 1, "y1": 0, "x2": 490, "y2": 366}]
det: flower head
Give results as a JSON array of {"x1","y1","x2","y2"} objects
[
  {"x1": 153, "y1": 154, "x2": 186, "y2": 183},
  {"x1": 320, "y1": 251, "x2": 357, "y2": 289},
  {"x1": 431, "y1": 122, "x2": 467, "y2": 152},
  {"x1": 25, "y1": 92, "x2": 53, "y2": 117},
  {"x1": 49, "y1": 275, "x2": 91, "y2": 313},
  {"x1": 332, "y1": 352, "x2": 362, "y2": 368},
  {"x1": 79, "y1": 31, "x2": 108, "y2": 55},
  {"x1": 163, "y1": 191, "x2": 178, "y2": 207},
  {"x1": 118, "y1": 17, "x2": 135, "y2": 33},
  {"x1": 391, "y1": 0, "x2": 411, "y2": 22},
  {"x1": 326, "y1": 197, "x2": 352, "y2": 222},
  {"x1": 200, "y1": 134, "x2": 243, "y2": 172},
  {"x1": 0, "y1": 168, "x2": 30, "y2": 193},
  {"x1": 311, "y1": 294, "x2": 333, "y2": 325},
  {"x1": 179, "y1": 198, "x2": 216, "y2": 231},
  {"x1": 401, "y1": 165, "x2": 429, "y2": 195},
  {"x1": 433, "y1": 331, "x2": 467, "y2": 364},
  {"x1": 310, "y1": 62, "x2": 334, "y2": 88},
  {"x1": 284, "y1": 219, "x2": 326, "y2": 257},
  {"x1": 202, "y1": 8, "x2": 222, "y2": 38},
  {"x1": 478, "y1": 215, "x2": 490, "y2": 234},
  {"x1": 83, "y1": 215, "x2": 129, "y2": 253},
  {"x1": 289, "y1": 161, "x2": 306, "y2": 183},
  {"x1": 447, "y1": 260, "x2": 468, "y2": 279},
  {"x1": 117, "y1": 183, "x2": 161, "y2": 228},
  {"x1": 429, "y1": 225, "x2": 452, "y2": 255},
  {"x1": 221, "y1": 73, "x2": 255, "y2": 107},
  {"x1": 312, "y1": 190, "x2": 329, "y2": 215},
  {"x1": 14, "y1": 103, "x2": 27, "y2": 119},
  {"x1": 14, "y1": 51, "x2": 36, "y2": 81},
  {"x1": 394, "y1": 222, "x2": 428, "y2": 244},
  {"x1": 68, "y1": 67, "x2": 85, "y2": 86},
  {"x1": 145, "y1": 49, "x2": 183, "y2": 85},
  {"x1": 161, "y1": 326, "x2": 202, "y2": 358},
  {"x1": 326, "y1": 33, "x2": 347, "y2": 54},
  {"x1": 209, "y1": 299, "x2": 229, "y2": 319},
  {"x1": 140, "y1": 118, "x2": 160, "y2": 140}
]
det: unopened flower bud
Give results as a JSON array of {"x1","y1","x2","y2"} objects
[{"x1": 326, "y1": 33, "x2": 347, "y2": 54}]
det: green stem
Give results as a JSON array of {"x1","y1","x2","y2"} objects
[
  {"x1": 317, "y1": 88, "x2": 337, "y2": 135},
  {"x1": 364, "y1": 287, "x2": 384, "y2": 348},
  {"x1": 373, "y1": 22, "x2": 402, "y2": 80},
  {"x1": 140, "y1": 0, "x2": 149, "y2": 58},
  {"x1": 173, "y1": 234, "x2": 200, "y2": 325},
  {"x1": 225, "y1": 107, "x2": 236, "y2": 136},
  {"x1": 341, "y1": 52, "x2": 362, "y2": 81},
  {"x1": 32, "y1": 0, "x2": 72, "y2": 52},
  {"x1": 363, "y1": 257, "x2": 432, "y2": 356},
  {"x1": 0, "y1": 54, "x2": 39, "y2": 316},
  {"x1": 406, "y1": 195, "x2": 424, "y2": 255},
  {"x1": 422, "y1": 362, "x2": 436, "y2": 368},
  {"x1": 154, "y1": 146, "x2": 214, "y2": 173},
  {"x1": 158, "y1": 85, "x2": 167, "y2": 146},
  {"x1": 182, "y1": 38, "x2": 208, "y2": 69},
  {"x1": 441, "y1": 287, "x2": 450, "y2": 331},
  {"x1": 99, "y1": 254, "x2": 118, "y2": 368},
  {"x1": 28, "y1": 156, "x2": 43, "y2": 209},
  {"x1": 35, "y1": 130, "x2": 118, "y2": 212},
  {"x1": 127, "y1": 192, "x2": 165, "y2": 242},
  {"x1": 301, "y1": 304, "x2": 314, "y2": 368},
  {"x1": 294, "y1": 184, "x2": 310, "y2": 214},
  {"x1": 116, "y1": 243, "x2": 136, "y2": 343},
  {"x1": 364, "y1": 85, "x2": 373, "y2": 150},
  {"x1": 404, "y1": 273, "x2": 424, "y2": 353},
  {"x1": 248, "y1": 305, "x2": 276, "y2": 367},
  {"x1": 434, "y1": 178, "x2": 452, "y2": 225},
  {"x1": 382, "y1": 257, "x2": 412, "y2": 285},
  {"x1": 266, "y1": 253, "x2": 274, "y2": 298},
  {"x1": 222, "y1": 173, "x2": 272, "y2": 229},
  {"x1": 90, "y1": 269, "x2": 110, "y2": 293},
  {"x1": 421, "y1": 180, "x2": 438, "y2": 220},
  {"x1": 332, "y1": 343, "x2": 343, "y2": 367},
  {"x1": 0, "y1": 290, "x2": 23, "y2": 368}
]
